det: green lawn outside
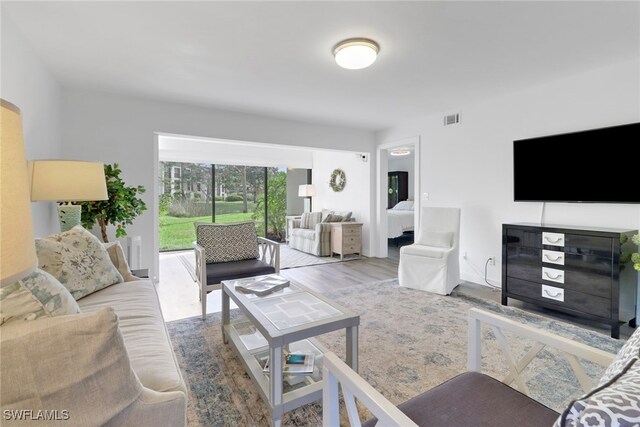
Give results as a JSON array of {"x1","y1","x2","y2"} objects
[{"x1": 159, "y1": 212, "x2": 254, "y2": 251}]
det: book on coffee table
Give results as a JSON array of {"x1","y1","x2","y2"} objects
[
  {"x1": 262, "y1": 352, "x2": 315, "y2": 375},
  {"x1": 235, "y1": 275, "x2": 290, "y2": 296}
]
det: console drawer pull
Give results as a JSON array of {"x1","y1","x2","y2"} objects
[
  {"x1": 541, "y1": 284, "x2": 565, "y2": 302},
  {"x1": 542, "y1": 232, "x2": 565, "y2": 247},
  {"x1": 542, "y1": 267, "x2": 565, "y2": 284},
  {"x1": 544, "y1": 254, "x2": 562, "y2": 262}
]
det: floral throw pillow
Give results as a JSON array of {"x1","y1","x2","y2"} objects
[
  {"x1": 36, "y1": 225, "x2": 123, "y2": 300},
  {"x1": 0, "y1": 268, "x2": 81, "y2": 325}
]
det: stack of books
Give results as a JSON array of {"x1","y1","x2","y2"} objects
[
  {"x1": 235, "y1": 275, "x2": 290, "y2": 296},
  {"x1": 263, "y1": 352, "x2": 315, "y2": 375}
]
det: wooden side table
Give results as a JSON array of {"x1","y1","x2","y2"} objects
[{"x1": 331, "y1": 222, "x2": 363, "y2": 260}]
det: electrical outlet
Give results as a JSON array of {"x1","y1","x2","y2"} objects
[
  {"x1": 463, "y1": 251, "x2": 468, "y2": 259},
  {"x1": 489, "y1": 257, "x2": 496, "y2": 266}
]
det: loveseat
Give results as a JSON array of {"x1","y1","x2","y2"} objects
[
  {"x1": 1, "y1": 227, "x2": 187, "y2": 426},
  {"x1": 288, "y1": 210, "x2": 354, "y2": 256}
]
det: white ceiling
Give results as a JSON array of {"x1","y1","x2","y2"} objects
[{"x1": 3, "y1": 1, "x2": 639, "y2": 131}]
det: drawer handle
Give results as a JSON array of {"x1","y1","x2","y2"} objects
[
  {"x1": 544, "y1": 272, "x2": 563, "y2": 280},
  {"x1": 543, "y1": 289, "x2": 563, "y2": 298},
  {"x1": 544, "y1": 236, "x2": 563, "y2": 244},
  {"x1": 544, "y1": 254, "x2": 563, "y2": 262}
]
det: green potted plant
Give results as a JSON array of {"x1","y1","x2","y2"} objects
[{"x1": 79, "y1": 163, "x2": 147, "y2": 243}]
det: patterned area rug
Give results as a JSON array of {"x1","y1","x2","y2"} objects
[
  {"x1": 177, "y1": 245, "x2": 353, "y2": 281},
  {"x1": 166, "y1": 279, "x2": 623, "y2": 427}
]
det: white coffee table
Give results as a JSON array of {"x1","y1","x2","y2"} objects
[{"x1": 221, "y1": 275, "x2": 359, "y2": 427}]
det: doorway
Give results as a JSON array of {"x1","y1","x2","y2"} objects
[{"x1": 376, "y1": 136, "x2": 420, "y2": 259}]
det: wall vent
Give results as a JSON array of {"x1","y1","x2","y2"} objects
[{"x1": 443, "y1": 113, "x2": 460, "y2": 126}]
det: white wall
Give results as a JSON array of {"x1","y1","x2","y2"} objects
[
  {"x1": 388, "y1": 154, "x2": 415, "y2": 200},
  {"x1": 62, "y1": 88, "x2": 375, "y2": 280},
  {"x1": 1, "y1": 12, "x2": 62, "y2": 237},
  {"x1": 312, "y1": 150, "x2": 372, "y2": 255},
  {"x1": 377, "y1": 59, "x2": 640, "y2": 287},
  {"x1": 286, "y1": 169, "x2": 308, "y2": 215}
]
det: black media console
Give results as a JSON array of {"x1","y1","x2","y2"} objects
[{"x1": 502, "y1": 223, "x2": 638, "y2": 338}]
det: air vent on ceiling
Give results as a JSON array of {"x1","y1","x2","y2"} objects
[{"x1": 443, "y1": 113, "x2": 460, "y2": 126}]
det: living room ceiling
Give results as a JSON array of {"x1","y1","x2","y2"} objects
[{"x1": 3, "y1": 1, "x2": 639, "y2": 131}]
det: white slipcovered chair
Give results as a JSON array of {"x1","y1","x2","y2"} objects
[{"x1": 398, "y1": 207, "x2": 460, "y2": 295}]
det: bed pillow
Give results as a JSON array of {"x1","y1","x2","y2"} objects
[
  {"x1": 36, "y1": 225, "x2": 123, "y2": 300},
  {"x1": 0, "y1": 268, "x2": 81, "y2": 325},
  {"x1": 392, "y1": 200, "x2": 414, "y2": 210}
]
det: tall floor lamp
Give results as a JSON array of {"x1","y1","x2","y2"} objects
[
  {"x1": 29, "y1": 160, "x2": 108, "y2": 232},
  {"x1": 0, "y1": 99, "x2": 37, "y2": 286},
  {"x1": 298, "y1": 184, "x2": 316, "y2": 213}
]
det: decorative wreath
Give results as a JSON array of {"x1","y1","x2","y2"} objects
[{"x1": 329, "y1": 169, "x2": 346, "y2": 192}]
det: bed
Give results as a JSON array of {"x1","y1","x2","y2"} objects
[{"x1": 387, "y1": 200, "x2": 415, "y2": 239}]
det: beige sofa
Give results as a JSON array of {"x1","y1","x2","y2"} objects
[{"x1": 1, "y1": 274, "x2": 188, "y2": 426}]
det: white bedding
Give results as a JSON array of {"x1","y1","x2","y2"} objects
[{"x1": 387, "y1": 209, "x2": 414, "y2": 239}]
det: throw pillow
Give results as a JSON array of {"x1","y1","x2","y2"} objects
[
  {"x1": 556, "y1": 358, "x2": 640, "y2": 427},
  {"x1": 332, "y1": 210, "x2": 353, "y2": 221},
  {"x1": 104, "y1": 241, "x2": 140, "y2": 282},
  {"x1": 597, "y1": 327, "x2": 640, "y2": 386},
  {"x1": 195, "y1": 221, "x2": 259, "y2": 264},
  {"x1": 0, "y1": 308, "x2": 142, "y2": 426},
  {"x1": 417, "y1": 230, "x2": 453, "y2": 248},
  {"x1": 36, "y1": 225, "x2": 124, "y2": 300},
  {"x1": 300, "y1": 212, "x2": 322, "y2": 229},
  {"x1": 322, "y1": 213, "x2": 345, "y2": 223},
  {"x1": 0, "y1": 268, "x2": 80, "y2": 325}
]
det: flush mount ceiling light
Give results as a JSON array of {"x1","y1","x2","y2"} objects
[
  {"x1": 333, "y1": 38, "x2": 379, "y2": 70},
  {"x1": 390, "y1": 148, "x2": 411, "y2": 156}
]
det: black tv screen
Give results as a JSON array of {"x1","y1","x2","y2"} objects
[{"x1": 513, "y1": 122, "x2": 640, "y2": 203}]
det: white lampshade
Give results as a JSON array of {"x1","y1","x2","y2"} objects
[
  {"x1": 29, "y1": 160, "x2": 108, "y2": 202},
  {"x1": 0, "y1": 99, "x2": 37, "y2": 285},
  {"x1": 333, "y1": 38, "x2": 379, "y2": 70},
  {"x1": 298, "y1": 184, "x2": 316, "y2": 197}
]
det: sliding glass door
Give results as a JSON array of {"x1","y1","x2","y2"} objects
[{"x1": 159, "y1": 162, "x2": 288, "y2": 251}]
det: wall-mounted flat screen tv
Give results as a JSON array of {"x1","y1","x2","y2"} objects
[{"x1": 513, "y1": 122, "x2": 640, "y2": 203}]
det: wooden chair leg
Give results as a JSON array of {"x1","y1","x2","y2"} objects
[{"x1": 200, "y1": 283, "x2": 207, "y2": 320}]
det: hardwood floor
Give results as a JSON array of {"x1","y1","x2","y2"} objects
[{"x1": 157, "y1": 246, "x2": 634, "y2": 339}]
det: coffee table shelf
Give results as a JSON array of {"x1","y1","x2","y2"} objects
[{"x1": 222, "y1": 276, "x2": 359, "y2": 427}]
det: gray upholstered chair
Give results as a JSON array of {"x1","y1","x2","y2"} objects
[{"x1": 194, "y1": 221, "x2": 279, "y2": 319}]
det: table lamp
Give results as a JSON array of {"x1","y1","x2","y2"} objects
[
  {"x1": 29, "y1": 160, "x2": 108, "y2": 232},
  {"x1": 298, "y1": 184, "x2": 316, "y2": 213},
  {"x1": 1, "y1": 99, "x2": 37, "y2": 285}
]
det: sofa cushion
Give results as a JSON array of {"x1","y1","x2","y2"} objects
[
  {"x1": 0, "y1": 308, "x2": 142, "y2": 426},
  {"x1": 36, "y1": 225, "x2": 123, "y2": 300},
  {"x1": 104, "y1": 241, "x2": 140, "y2": 282},
  {"x1": 205, "y1": 259, "x2": 276, "y2": 286},
  {"x1": 78, "y1": 281, "x2": 187, "y2": 395},
  {"x1": 291, "y1": 228, "x2": 317, "y2": 240},
  {"x1": 557, "y1": 358, "x2": 640, "y2": 427},
  {"x1": 597, "y1": 326, "x2": 640, "y2": 386},
  {"x1": 417, "y1": 230, "x2": 453, "y2": 248},
  {"x1": 195, "y1": 221, "x2": 259, "y2": 264},
  {"x1": 0, "y1": 268, "x2": 80, "y2": 325},
  {"x1": 401, "y1": 244, "x2": 446, "y2": 258},
  {"x1": 362, "y1": 372, "x2": 558, "y2": 427}
]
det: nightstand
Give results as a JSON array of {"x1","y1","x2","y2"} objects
[{"x1": 330, "y1": 222, "x2": 363, "y2": 260}]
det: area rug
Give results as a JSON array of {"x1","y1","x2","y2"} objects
[
  {"x1": 166, "y1": 279, "x2": 623, "y2": 427},
  {"x1": 177, "y1": 245, "x2": 354, "y2": 281}
]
